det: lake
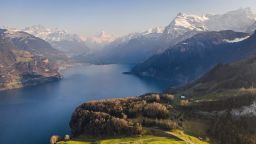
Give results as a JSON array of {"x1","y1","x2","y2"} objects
[{"x1": 0, "y1": 64, "x2": 170, "y2": 144}]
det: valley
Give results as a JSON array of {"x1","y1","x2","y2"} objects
[{"x1": 1, "y1": 3, "x2": 256, "y2": 144}]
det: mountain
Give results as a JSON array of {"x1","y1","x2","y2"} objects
[
  {"x1": 172, "y1": 50, "x2": 256, "y2": 144},
  {"x1": 161, "y1": 13, "x2": 207, "y2": 49},
  {"x1": 178, "y1": 54, "x2": 256, "y2": 97},
  {"x1": 247, "y1": 21, "x2": 256, "y2": 33},
  {"x1": 85, "y1": 8, "x2": 256, "y2": 64},
  {"x1": 0, "y1": 29, "x2": 61, "y2": 91},
  {"x1": 23, "y1": 25, "x2": 116, "y2": 57},
  {"x1": 84, "y1": 31, "x2": 116, "y2": 49},
  {"x1": 205, "y1": 8, "x2": 256, "y2": 32},
  {"x1": 0, "y1": 33, "x2": 16, "y2": 66},
  {"x1": 132, "y1": 30, "x2": 254, "y2": 85},
  {"x1": 101, "y1": 27, "x2": 164, "y2": 64},
  {"x1": 1, "y1": 28, "x2": 67, "y2": 63},
  {"x1": 83, "y1": 27, "x2": 164, "y2": 64},
  {"x1": 23, "y1": 25, "x2": 89, "y2": 57},
  {"x1": 23, "y1": 25, "x2": 82, "y2": 42},
  {"x1": 161, "y1": 8, "x2": 256, "y2": 49}
]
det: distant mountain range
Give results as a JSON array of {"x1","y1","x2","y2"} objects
[
  {"x1": 1, "y1": 28, "x2": 68, "y2": 63},
  {"x1": 82, "y1": 27, "x2": 164, "y2": 64},
  {"x1": 0, "y1": 26, "x2": 117, "y2": 90},
  {"x1": 2, "y1": 8, "x2": 255, "y2": 64},
  {"x1": 247, "y1": 21, "x2": 256, "y2": 33},
  {"x1": 161, "y1": 8, "x2": 255, "y2": 46},
  {"x1": 22, "y1": 25, "x2": 115, "y2": 57},
  {"x1": 84, "y1": 8, "x2": 256, "y2": 64},
  {"x1": 22, "y1": 25, "x2": 88, "y2": 57},
  {"x1": 1, "y1": 8, "x2": 256, "y2": 89},
  {"x1": 84, "y1": 31, "x2": 116, "y2": 49}
]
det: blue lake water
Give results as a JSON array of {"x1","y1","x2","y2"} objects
[{"x1": 0, "y1": 64, "x2": 170, "y2": 144}]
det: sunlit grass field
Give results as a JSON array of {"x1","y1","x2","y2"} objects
[
  {"x1": 58, "y1": 135, "x2": 186, "y2": 144},
  {"x1": 58, "y1": 129, "x2": 209, "y2": 144}
]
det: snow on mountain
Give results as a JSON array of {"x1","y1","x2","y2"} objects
[
  {"x1": 132, "y1": 30, "x2": 252, "y2": 84},
  {"x1": 23, "y1": 25, "x2": 116, "y2": 47},
  {"x1": 1, "y1": 28, "x2": 67, "y2": 62},
  {"x1": 206, "y1": 8, "x2": 256, "y2": 32},
  {"x1": 4, "y1": 8, "x2": 254, "y2": 63},
  {"x1": 83, "y1": 8, "x2": 256, "y2": 64},
  {"x1": 3, "y1": 28, "x2": 36, "y2": 40},
  {"x1": 84, "y1": 31, "x2": 116, "y2": 49},
  {"x1": 109, "y1": 26, "x2": 164, "y2": 46},
  {"x1": 143, "y1": 27, "x2": 164, "y2": 35},
  {"x1": 87, "y1": 31, "x2": 115, "y2": 44},
  {"x1": 161, "y1": 8, "x2": 256, "y2": 48},
  {"x1": 233, "y1": 101, "x2": 256, "y2": 116},
  {"x1": 2, "y1": 25, "x2": 116, "y2": 57},
  {"x1": 80, "y1": 26, "x2": 165, "y2": 64},
  {"x1": 130, "y1": 8, "x2": 256, "y2": 82},
  {"x1": 223, "y1": 36, "x2": 250, "y2": 43},
  {"x1": 159, "y1": 13, "x2": 209, "y2": 52},
  {"x1": 23, "y1": 25, "x2": 90, "y2": 57},
  {"x1": 247, "y1": 21, "x2": 256, "y2": 33},
  {"x1": 163, "y1": 13, "x2": 207, "y2": 40},
  {"x1": 23, "y1": 25, "x2": 83, "y2": 42}
]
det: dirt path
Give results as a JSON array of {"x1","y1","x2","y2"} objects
[
  {"x1": 145, "y1": 127, "x2": 206, "y2": 144},
  {"x1": 167, "y1": 131, "x2": 194, "y2": 144}
]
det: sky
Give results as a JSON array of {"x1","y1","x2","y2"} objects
[{"x1": 0, "y1": 0, "x2": 256, "y2": 36}]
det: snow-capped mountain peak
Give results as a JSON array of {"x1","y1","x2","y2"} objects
[
  {"x1": 228, "y1": 7, "x2": 255, "y2": 20},
  {"x1": 144, "y1": 27, "x2": 164, "y2": 35},
  {"x1": 82, "y1": 31, "x2": 116, "y2": 49},
  {"x1": 99, "y1": 31, "x2": 108, "y2": 37},
  {"x1": 206, "y1": 7, "x2": 256, "y2": 32},
  {"x1": 161, "y1": 13, "x2": 208, "y2": 45},
  {"x1": 3, "y1": 29, "x2": 35, "y2": 41},
  {"x1": 247, "y1": 21, "x2": 256, "y2": 33},
  {"x1": 162, "y1": 7, "x2": 256, "y2": 45},
  {"x1": 84, "y1": 31, "x2": 115, "y2": 44},
  {"x1": 97, "y1": 31, "x2": 116, "y2": 43},
  {"x1": 178, "y1": 14, "x2": 206, "y2": 30},
  {"x1": 166, "y1": 13, "x2": 208, "y2": 32},
  {"x1": 23, "y1": 25, "x2": 82, "y2": 42}
]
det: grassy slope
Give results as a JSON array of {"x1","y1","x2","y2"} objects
[
  {"x1": 169, "y1": 130, "x2": 208, "y2": 144},
  {"x1": 58, "y1": 129, "x2": 209, "y2": 144},
  {"x1": 58, "y1": 135, "x2": 185, "y2": 144}
]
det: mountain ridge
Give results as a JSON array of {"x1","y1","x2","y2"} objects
[
  {"x1": 1, "y1": 28, "x2": 68, "y2": 63},
  {"x1": 84, "y1": 8, "x2": 256, "y2": 64},
  {"x1": 0, "y1": 32, "x2": 61, "y2": 91},
  {"x1": 132, "y1": 30, "x2": 254, "y2": 85}
]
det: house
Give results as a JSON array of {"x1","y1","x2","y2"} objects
[{"x1": 180, "y1": 96, "x2": 186, "y2": 99}]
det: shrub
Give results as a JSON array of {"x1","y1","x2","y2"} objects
[
  {"x1": 180, "y1": 100, "x2": 189, "y2": 106},
  {"x1": 160, "y1": 93, "x2": 175, "y2": 103},
  {"x1": 50, "y1": 135, "x2": 61, "y2": 144},
  {"x1": 126, "y1": 100, "x2": 146, "y2": 118},
  {"x1": 143, "y1": 102, "x2": 170, "y2": 119},
  {"x1": 185, "y1": 94, "x2": 256, "y2": 112},
  {"x1": 79, "y1": 100, "x2": 125, "y2": 118},
  {"x1": 70, "y1": 109, "x2": 142, "y2": 137},
  {"x1": 209, "y1": 112, "x2": 256, "y2": 144},
  {"x1": 142, "y1": 118, "x2": 178, "y2": 130},
  {"x1": 141, "y1": 93, "x2": 160, "y2": 102}
]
